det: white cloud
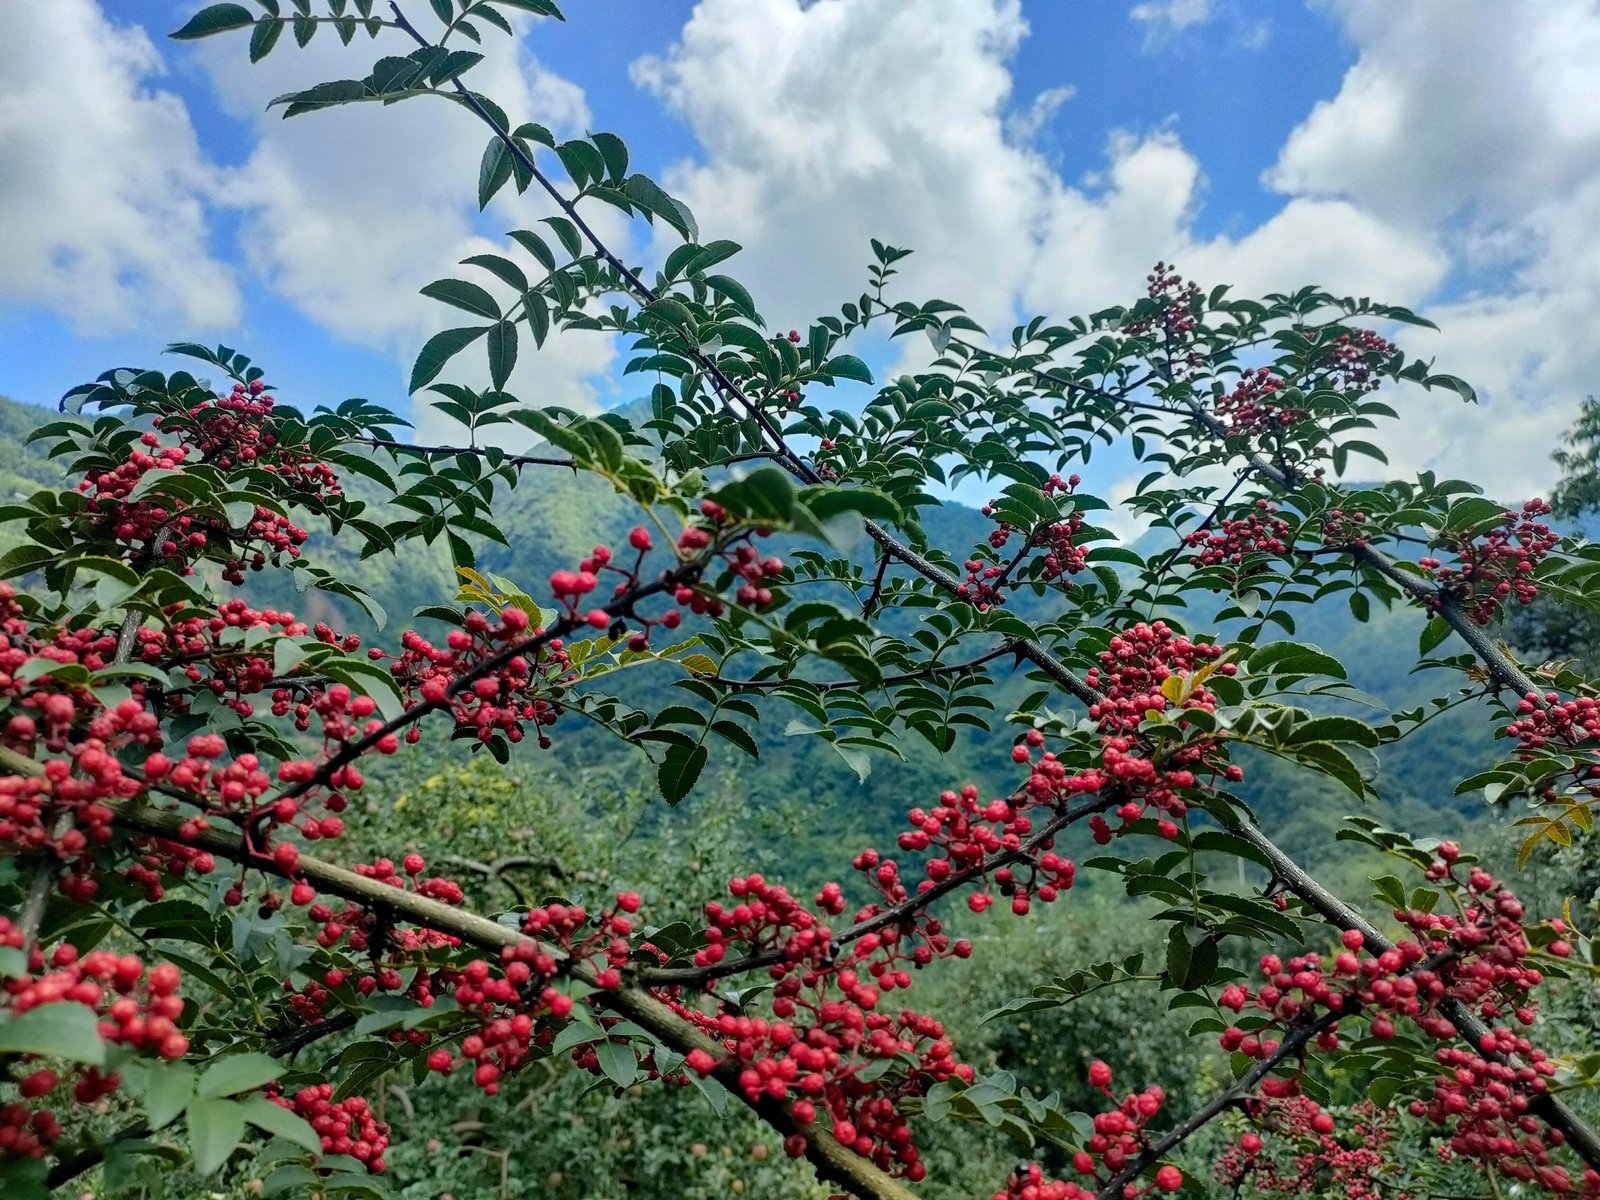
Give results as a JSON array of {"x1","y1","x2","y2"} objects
[
  {"x1": 0, "y1": 0, "x2": 239, "y2": 332},
  {"x1": 1018, "y1": 129, "x2": 1446, "y2": 330},
  {"x1": 635, "y1": 0, "x2": 1600, "y2": 505},
  {"x1": 631, "y1": 0, "x2": 1049, "y2": 331},
  {"x1": 12, "y1": 0, "x2": 1594, "y2": 510},
  {"x1": 1006, "y1": 84, "x2": 1076, "y2": 144},
  {"x1": 1260, "y1": 0, "x2": 1600, "y2": 500},
  {"x1": 631, "y1": 0, "x2": 1445, "y2": 347},
  {"x1": 1237, "y1": 20, "x2": 1271, "y2": 51},
  {"x1": 197, "y1": 19, "x2": 623, "y2": 436},
  {"x1": 1129, "y1": 0, "x2": 1215, "y2": 50}
]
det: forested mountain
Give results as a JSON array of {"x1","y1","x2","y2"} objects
[{"x1": 0, "y1": 390, "x2": 1507, "y2": 876}]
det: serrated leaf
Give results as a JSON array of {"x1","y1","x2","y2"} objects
[
  {"x1": 143, "y1": 1061, "x2": 196, "y2": 1131},
  {"x1": 592, "y1": 1039, "x2": 638, "y2": 1088},
  {"x1": 486, "y1": 320, "x2": 517, "y2": 390},
  {"x1": 658, "y1": 741, "x2": 707, "y2": 805},
  {"x1": 0, "y1": 1002, "x2": 104, "y2": 1066},
  {"x1": 197, "y1": 1052, "x2": 283, "y2": 1098},
  {"x1": 420, "y1": 279, "x2": 502, "y2": 320},
  {"x1": 237, "y1": 1095, "x2": 323, "y2": 1156},
  {"x1": 824, "y1": 354, "x2": 873, "y2": 384},
  {"x1": 172, "y1": 4, "x2": 255, "y2": 38},
  {"x1": 1418, "y1": 616, "x2": 1452, "y2": 656},
  {"x1": 478, "y1": 135, "x2": 514, "y2": 210},
  {"x1": 250, "y1": 16, "x2": 285, "y2": 60},
  {"x1": 189, "y1": 1098, "x2": 248, "y2": 1175},
  {"x1": 410, "y1": 326, "x2": 489, "y2": 393}
]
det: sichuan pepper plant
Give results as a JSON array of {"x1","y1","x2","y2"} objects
[{"x1": 1, "y1": 3, "x2": 1599, "y2": 1198}]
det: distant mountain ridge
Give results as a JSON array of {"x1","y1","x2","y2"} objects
[{"x1": 0, "y1": 392, "x2": 1506, "y2": 874}]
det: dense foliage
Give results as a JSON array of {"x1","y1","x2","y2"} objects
[{"x1": 2, "y1": 4, "x2": 1600, "y2": 1199}]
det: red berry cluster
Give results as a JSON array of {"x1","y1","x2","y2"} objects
[
  {"x1": 75, "y1": 432, "x2": 314, "y2": 585},
  {"x1": 671, "y1": 503, "x2": 785, "y2": 616},
  {"x1": 1506, "y1": 691, "x2": 1600, "y2": 803},
  {"x1": 1209, "y1": 846, "x2": 1591, "y2": 1195},
  {"x1": 1074, "y1": 735, "x2": 1240, "y2": 844},
  {"x1": 382, "y1": 607, "x2": 569, "y2": 750},
  {"x1": 956, "y1": 556, "x2": 1006, "y2": 610},
  {"x1": 1214, "y1": 1098, "x2": 1397, "y2": 1200},
  {"x1": 0, "y1": 647, "x2": 230, "y2": 900},
  {"x1": 1320, "y1": 507, "x2": 1372, "y2": 549},
  {"x1": 1418, "y1": 499, "x2": 1559, "y2": 624},
  {"x1": 1214, "y1": 367, "x2": 1296, "y2": 434},
  {"x1": 993, "y1": 1063, "x2": 1183, "y2": 1198},
  {"x1": 890, "y1": 765, "x2": 1075, "y2": 915},
  {"x1": 670, "y1": 871, "x2": 975, "y2": 1178},
  {"x1": 425, "y1": 895, "x2": 637, "y2": 1096},
  {"x1": 963, "y1": 476, "x2": 1088, "y2": 609},
  {"x1": 177, "y1": 381, "x2": 342, "y2": 498},
  {"x1": 1125, "y1": 262, "x2": 1199, "y2": 341},
  {"x1": 1315, "y1": 329, "x2": 1395, "y2": 392},
  {"x1": 0, "y1": 919, "x2": 186, "y2": 1164},
  {"x1": 131, "y1": 601, "x2": 337, "y2": 720},
  {"x1": 1185, "y1": 500, "x2": 1291, "y2": 580},
  {"x1": 269, "y1": 1083, "x2": 388, "y2": 1173},
  {"x1": 1084, "y1": 622, "x2": 1233, "y2": 733}
]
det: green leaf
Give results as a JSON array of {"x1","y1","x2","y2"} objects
[
  {"x1": 249, "y1": 16, "x2": 285, "y2": 60},
  {"x1": 461, "y1": 254, "x2": 527, "y2": 292},
  {"x1": 478, "y1": 136, "x2": 514, "y2": 210},
  {"x1": 525, "y1": 291, "x2": 551, "y2": 347},
  {"x1": 172, "y1": 4, "x2": 255, "y2": 38},
  {"x1": 486, "y1": 321, "x2": 518, "y2": 390},
  {"x1": 420, "y1": 278, "x2": 502, "y2": 320},
  {"x1": 622, "y1": 173, "x2": 696, "y2": 241},
  {"x1": 509, "y1": 229, "x2": 556, "y2": 271},
  {"x1": 143, "y1": 1061, "x2": 196, "y2": 1131},
  {"x1": 1289, "y1": 716, "x2": 1382, "y2": 748},
  {"x1": 658, "y1": 742, "x2": 707, "y2": 805},
  {"x1": 263, "y1": 1165, "x2": 322, "y2": 1196},
  {"x1": 188, "y1": 1097, "x2": 248, "y2": 1175},
  {"x1": 591, "y1": 131, "x2": 629, "y2": 181},
  {"x1": 823, "y1": 354, "x2": 873, "y2": 384},
  {"x1": 1165, "y1": 925, "x2": 1218, "y2": 990},
  {"x1": 0, "y1": 946, "x2": 25, "y2": 980},
  {"x1": 0, "y1": 1002, "x2": 104, "y2": 1066},
  {"x1": 1418, "y1": 616, "x2": 1452, "y2": 656},
  {"x1": 237, "y1": 1095, "x2": 323, "y2": 1156},
  {"x1": 197, "y1": 1052, "x2": 284, "y2": 1099},
  {"x1": 542, "y1": 216, "x2": 584, "y2": 260},
  {"x1": 592, "y1": 1039, "x2": 638, "y2": 1088},
  {"x1": 274, "y1": 79, "x2": 370, "y2": 119},
  {"x1": 706, "y1": 274, "x2": 759, "y2": 323},
  {"x1": 410, "y1": 326, "x2": 490, "y2": 393},
  {"x1": 1372, "y1": 874, "x2": 1408, "y2": 909}
]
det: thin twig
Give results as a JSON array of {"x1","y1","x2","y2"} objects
[
  {"x1": 706, "y1": 643, "x2": 1016, "y2": 694},
  {"x1": 860, "y1": 549, "x2": 890, "y2": 617}
]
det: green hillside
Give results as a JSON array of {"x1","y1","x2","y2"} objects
[{"x1": 0, "y1": 391, "x2": 1504, "y2": 877}]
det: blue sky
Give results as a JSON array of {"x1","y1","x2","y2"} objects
[{"x1": 2, "y1": 0, "x2": 1596, "y2": 516}]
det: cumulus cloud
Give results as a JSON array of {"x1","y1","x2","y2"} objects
[
  {"x1": 634, "y1": 3, "x2": 1441, "y2": 344},
  {"x1": 12, "y1": 0, "x2": 1597, "y2": 505},
  {"x1": 1129, "y1": 0, "x2": 1216, "y2": 50},
  {"x1": 632, "y1": 0, "x2": 1049, "y2": 330},
  {"x1": 196, "y1": 18, "x2": 623, "y2": 437},
  {"x1": 636, "y1": 0, "x2": 1600, "y2": 502},
  {"x1": 0, "y1": 0, "x2": 238, "y2": 332},
  {"x1": 1261, "y1": 0, "x2": 1600, "y2": 499},
  {"x1": 1005, "y1": 84, "x2": 1076, "y2": 144}
]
